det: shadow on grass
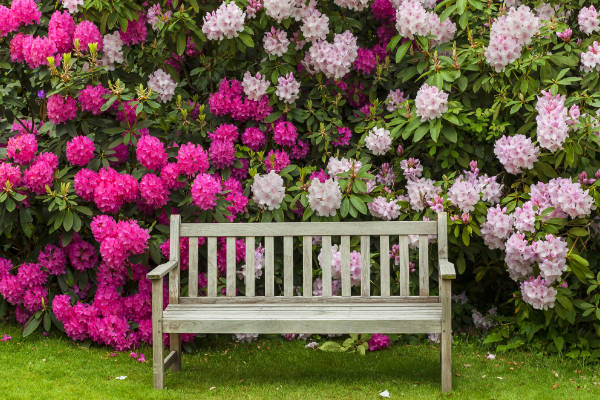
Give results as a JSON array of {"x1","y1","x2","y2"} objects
[{"x1": 163, "y1": 337, "x2": 442, "y2": 390}]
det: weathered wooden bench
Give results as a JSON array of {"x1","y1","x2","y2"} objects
[{"x1": 147, "y1": 213, "x2": 455, "y2": 391}]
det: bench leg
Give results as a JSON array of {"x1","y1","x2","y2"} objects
[
  {"x1": 152, "y1": 280, "x2": 164, "y2": 389},
  {"x1": 169, "y1": 333, "x2": 182, "y2": 371},
  {"x1": 440, "y1": 280, "x2": 452, "y2": 392}
]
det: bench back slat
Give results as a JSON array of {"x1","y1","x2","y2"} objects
[
  {"x1": 380, "y1": 236, "x2": 390, "y2": 297},
  {"x1": 321, "y1": 236, "x2": 332, "y2": 297},
  {"x1": 419, "y1": 236, "x2": 429, "y2": 296},
  {"x1": 302, "y1": 236, "x2": 312, "y2": 297},
  {"x1": 176, "y1": 215, "x2": 447, "y2": 300},
  {"x1": 226, "y1": 237, "x2": 236, "y2": 296},
  {"x1": 283, "y1": 236, "x2": 294, "y2": 297},
  {"x1": 180, "y1": 221, "x2": 436, "y2": 237},
  {"x1": 340, "y1": 235, "x2": 351, "y2": 297},
  {"x1": 265, "y1": 236, "x2": 274, "y2": 296},
  {"x1": 207, "y1": 237, "x2": 217, "y2": 297},
  {"x1": 188, "y1": 237, "x2": 198, "y2": 297},
  {"x1": 360, "y1": 236, "x2": 370, "y2": 296},
  {"x1": 398, "y1": 236, "x2": 410, "y2": 296},
  {"x1": 169, "y1": 215, "x2": 181, "y2": 304},
  {"x1": 245, "y1": 236, "x2": 255, "y2": 296}
]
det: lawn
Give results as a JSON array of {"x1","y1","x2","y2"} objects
[{"x1": 0, "y1": 323, "x2": 599, "y2": 400}]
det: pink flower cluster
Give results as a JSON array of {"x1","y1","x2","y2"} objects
[
  {"x1": 493, "y1": 134, "x2": 539, "y2": 174},
  {"x1": 242, "y1": 72, "x2": 270, "y2": 101},
  {"x1": 147, "y1": 69, "x2": 177, "y2": 103},
  {"x1": 91, "y1": 215, "x2": 149, "y2": 268},
  {"x1": 275, "y1": 73, "x2": 301, "y2": 104},
  {"x1": 191, "y1": 173, "x2": 221, "y2": 210},
  {"x1": 0, "y1": 259, "x2": 47, "y2": 320},
  {"x1": 580, "y1": 41, "x2": 600, "y2": 72},
  {"x1": 263, "y1": 27, "x2": 290, "y2": 56},
  {"x1": 24, "y1": 152, "x2": 58, "y2": 194},
  {"x1": 7, "y1": 133, "x2": 37, "y2": 165},
  {"x1": 66, "y1": 136, "x2": 95, "y2": 166},
  {"x1": 0, "y1": 0, "x2": 41, "y2": 37},
  {"x1": 480, "y1": 205, "x2": 513, "y2": 250},
  {"x1": 536, "y1": 90, "x2": 569, "y2": 152},
  {"x1": 120, "y1": 15, "x2": 147, "y2": 45},
  {"x1": 484, "y1": 5, "x2": 540, "y2": 71},
  {"x1": 136, "y1": 135, "x2": 167, "y2": 171},
  {"x1": 74, "y1": 167, "x2": 138, "y2": 213},
  {"x1": 47, "y1": 95, "x2": 78, "y2": 125},
  {"x1": 78, "y1": 84, "x2": 109, "y2": 115},
  {"x1": 177, "y1": 142, "x2": 209, "y2": 176},
  {"x1": 368, "y1": 333, "x2": 391, "y2": 351},
  {"x1": 209, "y1": 77, "x2": 272, "y2": 122}
]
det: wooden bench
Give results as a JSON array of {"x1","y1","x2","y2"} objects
[{"x1": 147, "y1": 213, "x2": 455, "y2": 391}]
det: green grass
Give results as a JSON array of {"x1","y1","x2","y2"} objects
[{"x1": 0, "y1": 323, "x2": 599, "y2": 400}]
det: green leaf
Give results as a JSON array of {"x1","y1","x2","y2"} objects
[
  {"x1": 395, "y1": 41, "x2": 410, "y2": 64},
  {"x1": 63, "y1": 211, "x2": 74, "y2": 231},
  {"x1": 350, "y1": 196, "x2": 367, "y2": 215},
  {"x1": 23, "y1": 315, "x2": 41, "y2": 337},
  {"x1": 442, "y1": 126, "x2": 457, "y2": 143},
  {"x1": 176, "y1": 31, "x2": 186, "y2": 55},
  {"x1": 319, "y1": 341, "x2": 344, "y2": 352},
  {"x1": 568, "y1": 227, "x2": 588, "y2": 237},
  {"x1": 386, "y1": 34, "x2": 401, "y2": 52},
  {"x1": 43, "y1": 312, "x2": 51, "y2": 332},
  {"x1": 457, "y1": 0, "x2": 467, "y2": 13},
  {"x1": 430, "y1": 119, "x2": 442, "y2": 142},
  {"x1": 238, "y1": 33, "x2": 254, "y2": 48},
  {"x1": 5, "y1": 198, "x2": 15, "y2": 212}
]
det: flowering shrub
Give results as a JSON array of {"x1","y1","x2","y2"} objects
[{"x1": 0, "y1": 0, "x2": 599, "y2": 358}]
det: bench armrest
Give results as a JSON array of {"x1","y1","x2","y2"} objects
[
  {"x1": 147, "y1": 260, "x2": 178, "y2": 280},
  {"x1": 439, "y1": 259, "x2": 456, "y2": 280}
]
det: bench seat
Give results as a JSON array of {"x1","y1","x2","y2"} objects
[{"x1": 162, "y1": 302, "x2": 443, "y2": 334}]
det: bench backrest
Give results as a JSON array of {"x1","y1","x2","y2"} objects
[{"x1": 167, "y1": 213, "x2": 447, "y2": 303}]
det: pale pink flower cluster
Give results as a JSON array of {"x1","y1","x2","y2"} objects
[
  {"x1": 263, "y1": 0, "x2": 293, "y2": 22},
  {"x1": 581, "y1": 41, "x2": 600, "y2": 72},
  {"x1": 493, "y1": 134, "x2": 539, "y2": 174},
  {"x1": 242, "y1": 71, "x2": 270, "y2": 101},
  {"x1": 534, "y1": 234, "x2": 568, "y2": 282},
  {"x1": 415, "y1": 84, "x2": 449, "y2": 121},
  {"x1": 275, "y1": 72, "x2": 301, "y2": 104},
  {"x1": 368, "y1": 196, "x2": 400, "y2": 220},
  {"x1": 536, "y1": 90, "x2": 569, "y2": 152},
  {"x1": 546, "y1": 178, "x2": 595, "y2": 218},
  {"x1": 147, "y1": 69, "x2": 177, "y2": 103},
  {"x1": 578, "y1": 5, "x2": 600, "y2": 35},
  {"x1": 263, "y1": 27, "x2": 290, "y2": 56},
  {"x1": 62, "y1": 0, "x2": 83, "y2": 14},
  {"x1": 447, "y1": 179, "x2": 480, "y2": 212},
  {"x1": 308, "y1": 178, "x2": 342, "y2": 217},
  {"x1": 202, "y1": 2, "x2": 246, "y2": 40},
  {"x1": 327, "y1": 157, "x2": 362, "y2": 179},
  {"x1": 301, "y1": 9, "x2": 329, "y2": 42},
  {"x1": 98, "y1": 31, "x2": 123, "y2": 70},
  {"x1": 520, "y1": 276, "x2": 557, "y2": 310},
  {"x1": 395, "y1": 0, "x2": 456, "y2": 45},
  {"x1": 447, "y1": 166, "x2": 503, "y2": 212},
  {"x1": 513, "y1": 201, "x2": 536, "y2": 232},
  {"x1": 365, "y1": 127, "x2": 392, "y2": 155},
  {"x1": 306, "y1": 31, "x2": 358, "y2": 80},
  {"x1": 504, "y1": 232, "x2": 535, "y2": 280},
  {"x1": 333, "y1": 0, "x2": 370, "y2": 11},
  {"x1": 317, "y1": 245, "x2": 362, "y2": 286},
  {"x1": 484, "y1": 5, "x2": 540, "y2": 71},
  {"x1": 252, "y1": 171, "x2": 285, "y2": 210},
  {"x1": 472, "y1": 308, "x2": 496, "y2": 330},
  {"x1": 400, "y1": 158, "x2": 423, "y2": 181},
  {"x1": 385, "y1": 89, "x2": 407, "y2": 112},
  {"x1": 238, "y1": 244, "x2": 265, "y2": 280},
  {"x1": 480, "y1": 205, "x2": 513, "y2": 250},
  {"x1": 406, "y1": 177, "x2": 441, "y2": 211},
  {"x1": 147, "y1": 4, "x2": 172, "y2": 30},
  {"x1": 312, "y1": 277, "x2": 341, "y2": 296}
]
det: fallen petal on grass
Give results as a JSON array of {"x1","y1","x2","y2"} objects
[{"x1": 379, "y1": 389, "x2": 390, "y2": 397}]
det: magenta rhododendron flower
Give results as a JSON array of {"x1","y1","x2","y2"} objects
[{"x1": 66, "y1": 136, "x2": 95, "y2": 166}]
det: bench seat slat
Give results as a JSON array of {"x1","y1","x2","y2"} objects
[
  {"x1": 162, "y1": 303, "x2": 442, "y2": 334},
  {"x1": 180, "y1": 221, "x2": 437, "y2": 237}
]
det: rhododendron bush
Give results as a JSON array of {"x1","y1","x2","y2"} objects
[{"x1": 0, "y1": 0, "x2": 600, "y2": 357}]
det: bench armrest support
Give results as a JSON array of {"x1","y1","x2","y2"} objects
[
  {"x1": 439, "y1": 259, "x2": 456, "y2": 280},
  {"x1": 147, "y1": 260, "x2": 178, "y2": 280}
]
